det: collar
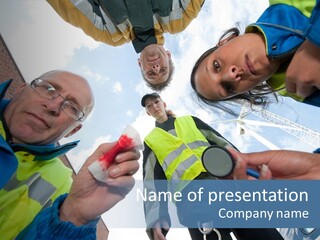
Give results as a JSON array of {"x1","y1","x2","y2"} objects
[
  {"x1": 155, "y1": 115, "x2": 175, "y2": 127},
  {"x1": 0, "y1": 80, "x2": 79, "y2": 160}
]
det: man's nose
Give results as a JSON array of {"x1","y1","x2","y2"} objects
[
  {"x1": 43, "y1": 96, "x2": 64, "y2": 115},
  {"x1": 152, "y1": 64, "x2": 160, "y2": 73}
]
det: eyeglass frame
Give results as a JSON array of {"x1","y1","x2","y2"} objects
[{"x1": 29, "y1": 78, "x2": 85, "y2": 121}]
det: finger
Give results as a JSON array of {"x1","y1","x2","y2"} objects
[
  {"x1": 259, "y1": 164, "x2": 272, "y2": 180},
  {"x1": 233, "y1": 155, "x2": 249, "y2": 180},
  {"x1": 295, "y1": 85, "x2": 316, "y2": 98},
  {"x1": 105, "y1": 175, "x2": 135, "y2": 190},
  {"x1": 234, "y1": 150, "x2": 275, "y2": 167},
  {"x1": 284, "y1": 79, "x2": 296, "y2": 94},
  {"x1": 108, "y1": 160, "x2": 140, "y2": 178},
  {"x1": 114, "y1": 148, "x2": 140, "y2": 163},
  {"x1": 226, "y1": 147, "x2": 240, "y2": 158}
]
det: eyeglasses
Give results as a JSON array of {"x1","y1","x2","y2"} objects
[{"x1": 30, "y1": 78, "x2": 85, "y2": 121}]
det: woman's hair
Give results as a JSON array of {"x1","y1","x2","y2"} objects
[{"x1": 190, "y1": 27, "x2": 278, "y2": 114}]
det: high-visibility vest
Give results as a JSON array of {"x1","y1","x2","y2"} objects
[
  {"x1": 145, "y1": 116, "x2": 210, "y2": 191},
  {"x1": 269, "y1": 0, "x2": 315, "y2": 17},
  {"x1": 0, "y1": 121, "x2": 73, "y2": 239}
]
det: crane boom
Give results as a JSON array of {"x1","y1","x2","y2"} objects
[{"x1": 239, "y1": 103, "x2": 320, "y2": 148}]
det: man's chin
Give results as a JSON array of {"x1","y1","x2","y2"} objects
[{"x1": 147, "y1": 78, "x2": 167, "y2": 85}]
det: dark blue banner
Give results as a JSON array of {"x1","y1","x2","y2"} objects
[{"x1": 103, "y1": 180, "x2": 320, "y2": 228}]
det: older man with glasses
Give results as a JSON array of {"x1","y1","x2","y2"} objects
[{"x1": 0, "y1": 70, "x2": 140, "y2": 239}]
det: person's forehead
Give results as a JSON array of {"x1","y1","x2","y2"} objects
[
  {"x1": 43, "y1": 72, "x2": 92, "y2": 109},
  {"x1": 145, "y1": 96, "x2": 160, "y2": 104}
]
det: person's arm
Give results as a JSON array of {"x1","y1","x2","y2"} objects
[
  {"x1": 142, "y1": 143, "x2": 170, "y2": 240},
  {"x1": 193, "y1": 116, "x2": 238, "y2": 150},
  {"x1": 228, "y1": 148, "x2": 320, "y2": 180},
  {"x1": 165, "y1": 0, "x2": 205, "y2": 34},
  {"x1": 17, "y1": 142, "x2": 140, "y2": 239},
  {"x1": 285, "y1": 1, "x2": 320, "y2": 97},
  {"x1": 46, "y1": 0, "x2": 129, "y2": 46}
]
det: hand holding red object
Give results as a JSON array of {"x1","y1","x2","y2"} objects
[
  {"x1": 98, "y1": 134, "x2": 135, "y2": 170},
  {"x1": 88, "y1": 125, "x2": 143, "y2": 182}
]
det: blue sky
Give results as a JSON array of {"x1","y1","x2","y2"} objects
[{"x1": 1, "y1": 1, "x2": 320, "y2": 239}]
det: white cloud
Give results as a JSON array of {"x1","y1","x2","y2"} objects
[
  {"x1": 82, "y1": 66, "x2": 110, "y2": 83},
  {"x1": 135, "y1": 78, "x2": 152, "y2": 96},
  {"x1": 126, "y1": 110, "x2": 134, "y2": 117},
  {"x1": 112, "y1": 81, "x2": 123, "y2": 93}
]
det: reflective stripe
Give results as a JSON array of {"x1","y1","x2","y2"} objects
[
  {"x1": 179, "y1": 0, "x2": 191, "y2": 10},
  {"x1": 168, "y1": 129, "x2": 176, "y2": 136},
  {"x1": 100, "y1": 7, "x2": 119, "y2": 34},
  {"x1": 187, "y1": 140, "x2": 210, "y2": 150},
  {"x1": 71, "y1": 0, "x2": 106, "y2": 30},
  {"x1": 171, "y1": 155, "x2": 198, "y2": 180},
  {"x1": 161, "y1": 140, "x2": 209, "y2": 174},
  {"x1": 156, "y1": 0, "x2": 191, "y2": 24},
  {"x1": 3, "y1": 172, "x2": 56, "y2": 206},
  {"x1": 161, "y1": 144, "x2": 187, "y2": 172},
  {"x1": 70, "y1": 0, "x2": 133, "y2": 35},
  {"x1": 144, "y1": 152, "x2": 158, "y2": 180}
]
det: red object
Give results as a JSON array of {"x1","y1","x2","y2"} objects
[{"x1": 98, "y1": 134, "x2": 134, "y2": 170}]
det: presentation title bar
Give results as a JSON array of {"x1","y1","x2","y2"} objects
[{"x1": 103, "y1": 180, "x2": 320, "y2": 228}]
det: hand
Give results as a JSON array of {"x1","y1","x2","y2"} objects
[
  {"x1": 152, "y1": 220, "x2": 170, "y2": 240},
  {"x1": 286, "y1": 40, "x2": 320, "y2": 97},
  {"x1": 59, "y1": 142, "x2": 140, "y2": 225},
  {"x1": 227, "y1": 148, "x2": 320, "y2": 180}
]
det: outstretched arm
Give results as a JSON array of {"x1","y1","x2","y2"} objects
[
  {"x1": 228, "y1": 148, "x2": 320, "y2": 180},
  {"x1": 18, "y1": 142, "x2": 140, "y2": 239}
]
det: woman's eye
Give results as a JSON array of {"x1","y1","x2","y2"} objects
[{"x1": 213, "y1": 60, "x2": 221, "y2": 72}]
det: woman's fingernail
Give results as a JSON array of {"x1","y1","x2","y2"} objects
[
  {"x1": 235, "y1": 156, "x2": 243, "y2": 169},
  {"x1": 261, "y1": 164, "x2": 269, "y2": 177}
]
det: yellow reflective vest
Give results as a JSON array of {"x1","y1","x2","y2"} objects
[
  {"x1": 0, "y1": 119, "x2": 73, "y2": 239},
  {"x1": 269, "y1": 0, "x2": 316, "y2": 17},
  {"x1": 145, "y1": 116, "x2": 209, "y2": 183}
]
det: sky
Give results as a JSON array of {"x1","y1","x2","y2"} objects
[{"x1": 1, "y1": 1, "x2": 320, "y2": 239}]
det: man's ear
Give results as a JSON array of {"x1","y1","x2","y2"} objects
[
  {"x1": 12, "y1": 83, "x2": 27, "y2": 95},
  {"x1": 137, "y1": 58, "x2": 142, "y2": 67},
  {"x1": 65, "y1": 124, "x2": 82, "y2": 138},
  {"x1": 166, "y1": 51, "x2": 171, "y2": 59},
  {"x1": 217, "y1": 32, "x2": 238, "y2": 46}
]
